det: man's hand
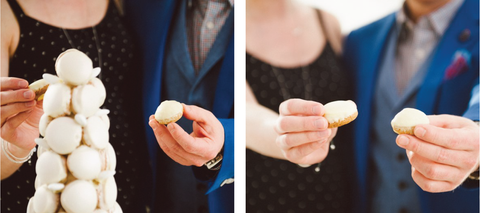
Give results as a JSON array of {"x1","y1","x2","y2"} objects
[
  {"x1": 149, "y1": 104, "x2": 224, "y2": 167},
  {"x1": 396, "y1": 114, "x2": 479, "y2": 192},
  {"x1": 275, "y1": 99, "x2": 337, "y2": 165}
]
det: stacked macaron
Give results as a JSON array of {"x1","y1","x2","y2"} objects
[{"x1": 27, "y1": 49, "x2": 122, "y2": 213}]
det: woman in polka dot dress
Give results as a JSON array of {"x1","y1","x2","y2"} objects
[
  {"x1": 1, "y1": 0, "x2": 151, "y2": 212},
  {"x1": 246, "y1": 0, "x2": 355, "y2": 212}
]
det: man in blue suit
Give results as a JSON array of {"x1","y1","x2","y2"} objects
[
  {"x1": 276, "y1": 0, "x2": 478, "y2": 212},
  {"x1": 343, "y1": 0, "x2": 479, "y2": 212},
  {"x1": 125, "y1": 0, "x2": 234, "y2": 212}
]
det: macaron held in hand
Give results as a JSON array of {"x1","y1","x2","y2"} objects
[
  {"x1": 149, "y1": 104, "x2": 224, "y2": 167},
  {"x1": 154, "y1": 100, "x2": 184, "y2": 125},
  {"x1": 391, "y1": 108, "x2": 430, "y2": 135}
]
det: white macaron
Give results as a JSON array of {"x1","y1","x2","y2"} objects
[
  {"x1": 35, "y1": 151, "x2": 67, "y2": 184},
  {"x1": 55, "y1": 49, "x2": 93, "y2": 86},
  {"x1": 61, "y1": 180, "x2": 98, "y2": 213},
  {"x1": 67, "y1": 145, "x2": 102, "y2": 180},
  {"x1": 97, "y1": 176, "x2": 118, "y2": 210},
  {"x1": 89, "y1": 78, "x2": 106, "y2": 106},
  {"x1": 113, "y1": 202, "x2": 123, "y2": 213},
  {"x1": 26, "y1": 197, "x2": 35, "y2": 213},
  {"x1": 33, "y1": 185, "x2": 59, "y2": 213},
  {"x1": 72, "y1": 84, "x2": 102, "y2": 117},
  {"x1": 42, "y1": 83, "x2": 71, "y2": 118},
  {"x1": 39, "y1": 113, "x2": 52, "y2": 137},
  {"x1": 391, "y1": 108, "x2": 430, "y2": 135},
  {"x1": 96, "y1": 109, "x2": 110, "y2": 129},
  {"x1": 99, "y1": 143, "x2": 117, "y2": 172},
  {"x1": 45, "y1": 117, "x2": 82, "y2": 154},
  {"x1": 84, "y1": 116, "x2": 109, "y2": 149}
]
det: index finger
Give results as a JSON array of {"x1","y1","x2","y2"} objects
[
  {"x1": 413, "y1": 123, "x2": 472, "y2": 150},
  {"x1": 279, "y1": 98, "x2": 324, "y2": 116},
  {"x1": 1, "y1": 77, "x2": 29, "y2": 91},
  {"x1": 426, "y1": 114, "x2": 475, "y2": 129},
  {"x1": 182, "y1": 104, "x2": 215, "y2": 124}
]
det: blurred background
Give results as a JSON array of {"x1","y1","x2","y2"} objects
[{"x1": 300, "y1": 0, "x2": 404, "y2": 34}]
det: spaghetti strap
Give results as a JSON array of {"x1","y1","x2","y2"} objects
[
  {"x1": 6, "y1": 0, "x2": 27, "y2": 20},
  {"x1": 316, "y1": 9, "x2": 331, "y2": 45}
]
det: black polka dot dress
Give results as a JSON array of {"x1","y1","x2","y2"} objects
[
  {"x1": 246, "y1": 43, "x2": 355, "y2": 213},
  {"x1": 2, "y1": 0, "x2": 150, "y2": 212}
]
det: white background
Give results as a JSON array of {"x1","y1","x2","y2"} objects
[{"x1": 299, "y1": 0, "x2": 404, "y2": 34}]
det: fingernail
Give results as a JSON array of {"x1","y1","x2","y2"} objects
[
  {"x1": 25, "y1": 101, "x2": 35, "y2": 107},
  {"x1": 415, "y1": 127, "x2": 426, "y2": 137},
  {"x1": 167, "y1": 123, "x2": 175, "y2": 131},
  {"x1": 23, "y1": 90, "x2": 33, "y2": 99},
  {"x1": 398, "y1": 136, "x2": 409, "y2": 146},
  {"x1": 315, "y1": 119, "x2": 327, "y2": 129},
  {"x1": 18, "y1": 81, "x2": 28, "y2": 88},
  {"x1": 149, "y1": 120, "x2": 156, "y2": 129}
]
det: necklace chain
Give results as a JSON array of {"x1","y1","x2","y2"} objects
[
  {"x1": 62, "y1": 27, "x2": 103, "y2": 79},
  {"x1": 271, "y1": 65, "x2": 312, "y2": 101},
  {"x1": 43, "y1": 1, "x2": 103, "y2": 78}
]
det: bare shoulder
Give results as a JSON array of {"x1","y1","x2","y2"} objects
[
  {"x1": 1, "y1": 0, "x2": 20, "y2": 76},
  {"x1": 318, "y1": 10, "x2": 343, "y2": 55},
  {"x1": 1, "y1": 0, "x2": 20, "y2": 59}
]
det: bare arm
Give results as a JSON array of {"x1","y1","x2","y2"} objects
[
  {"x1": 246, "y1": 82, "x2": 285, "y2": 159},
  {"x1": 1, "y1": 1, "x2": 40, "y2": 180}
]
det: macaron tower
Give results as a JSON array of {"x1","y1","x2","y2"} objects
[{"x1": 27, "y1": 49, "x2": 122, "y2": 213}]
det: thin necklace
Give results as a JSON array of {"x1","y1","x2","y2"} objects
[
  {"x1": 271, "y1": 65, "x2": 312, "y2": 101},
  {"x1": 43, "y1": 0, "x2": 103, "y2": 78},
  {"x1": 62, "y1": 27, "x2": 103, "y2": 78}
]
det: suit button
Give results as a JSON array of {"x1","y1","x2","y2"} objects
[
  {"x1": 399, "y1": 207, "x2": 408, "y2": 213},
  {"x1": 396, "y1": 152, "x2": 406, "y2": 162},
  {"x1": 398, "y1": 181, "x2": 408, "y2": 190},
  {"x1": 459, "y1": 29, "x2": 471, "y2": 42}
]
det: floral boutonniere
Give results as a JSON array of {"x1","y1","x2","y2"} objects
[{"x1": 444, "y1": 49, "x2": 471, "y2": 81}]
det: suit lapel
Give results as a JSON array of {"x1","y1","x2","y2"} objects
[
  {"x1": 416, "y1": 0, "x2": 479, "y2": 114},
  {"x1": 170, "y1": 0, "x2": 197, "y2": 85},
  {"x1": 191, "y1": 10, "x2": 234, "y2": 92},
  {"x1": 212, "y1": 34, "x2": 234, "y2": 118}
]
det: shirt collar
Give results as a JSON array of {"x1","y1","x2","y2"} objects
[
  {"x1": 194, "y1": 0, "x2": 234, "y2": 9},
  {"x1": 396, "y1": 0, "x2": 463, "y2": 37}
]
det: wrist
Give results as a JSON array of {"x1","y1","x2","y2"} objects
[
  {"x1": 1, "y1": 138, "x2": 36, "y2": 163},
  {"x1": 8, "y1": 142, "x2": 33, "y2": 155},
  {"x1": 204, "y1": 146, "x2": 224, "y2": 171}
]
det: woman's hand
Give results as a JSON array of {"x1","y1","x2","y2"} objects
[
  {"x1": 275, "y1": 99, "x2": 337, "y2": 165},
  {"x1": 1, "y1": 77, "x2": 43, "y2": 151}
]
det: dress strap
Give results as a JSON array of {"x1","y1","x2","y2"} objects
[
  {"x1": 6, "y1": 0, "x2": 27, "y2": 20},
  {"x1": 316, "y1": 9, "x2": 342, "y2": 55},
  {"x1": 315, "y1": 9, "x2": 331, "y2": 46}
]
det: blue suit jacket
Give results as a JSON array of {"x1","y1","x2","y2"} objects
[
  {"x1": 125, "y1": 0, "x2": 234, "y2": 212},
  {"x1": 343, "y1": 0, "x2": 479, "y2": 212}
]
